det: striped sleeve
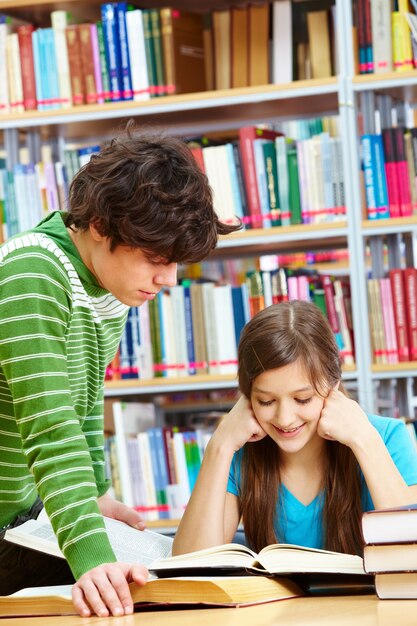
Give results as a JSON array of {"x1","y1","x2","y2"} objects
[
  {"x1": 0, "y1": 250, "x2": 116, "y2": 578},
  {"x1": 81, "y1": 389, "x2": 111, "y2": 497}
]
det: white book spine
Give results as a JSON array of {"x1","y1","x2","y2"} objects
[
  {"x1": 51, "y1": 11, "x2": 72, "y2": 108},
  {"x1": 112, "y1": 401, "x2": 134, "y2": 507},
  {"x1": 126, "y1": 9, "x2": 150, "y2": 101}
]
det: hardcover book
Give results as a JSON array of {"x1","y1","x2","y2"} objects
[{"x1": 0, "y1": 576, "x2": 303, "y2": 617}]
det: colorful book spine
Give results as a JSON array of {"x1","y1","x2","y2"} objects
[
  {"x1": 101, "y1": 3, "x2": 122, "y2": 101},
  {"x1": 115, "y1": 2, "x2": 133, "y2": 100},
  {"x1": 389, "y1": 268, "x2": 410, "y2": 362}
]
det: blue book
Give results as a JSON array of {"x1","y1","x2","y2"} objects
[
  {"x1": 119, "y1": 310, "x2": 133, "y2": 378},
  {"x1": 182, "y1": 282, "x2": 196, "y2": 376},
  {"x1": 361, "y1": 135, "x2": 377, "y2": 220},
  {"x1": 43, "y1": 28, "x2": 60, "y2": 110},
  {"x1": 101, "y1": 3, "x2": 122, "y2": 101},
  {"x1": 148, "y1": 428, "x2": 169, "y2": 519},
  {"x1": 231, "y1": 286, "x2": 246, "y2": 347},
  {"x1": 372, "y1": 134, "x2": 390, "y2": 219},
  {"x1": 225, "y1": 143, "x2": 244, "y2": 220},
  {"x1": 115, "y1": 2, "x2": 133, "y2": 100}
]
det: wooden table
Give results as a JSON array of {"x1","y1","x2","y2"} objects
[{"x1": 2, "y1": 595, "x2": 417, "y2": 626}]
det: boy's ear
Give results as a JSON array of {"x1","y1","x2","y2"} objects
[{"x1": 89, "y1": 220, "x2": 105, "y2": 242}]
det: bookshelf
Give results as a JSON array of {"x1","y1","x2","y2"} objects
[{"x1": 2, "y1": 0, "x2": 417, "y2": 511}]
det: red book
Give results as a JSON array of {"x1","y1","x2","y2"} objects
[
  {"x1": 403, "y1": 267, "x2": 417, "y2": 361},
  {"x1": 17, "y1": 24, "x2": 37, "y2": 111},
  {"x1": 189, "y1": 146, "x2": 205, "y2": 173},
  {"x1": 65, "y1": 25, "x2": 86, "y2": 105},
  {"x1": 382, "y1": 128, "x2": 401, "y2": 218},
  {"x1": 78, "y1": 24, "x2": 98, "y2": 105},
  {"x1": 389, "y1": 269, "x2": 410, "y2": 362},
  {"x1": 238, "y1": 126, "x2": 283, "y2": 228},
  {"x1": 392, "y1": 127, "x2": 412, "y2": 217}
]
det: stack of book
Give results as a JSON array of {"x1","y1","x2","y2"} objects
[{"x1": 362, "y1": 504, "x2": 417, "y2": 599}]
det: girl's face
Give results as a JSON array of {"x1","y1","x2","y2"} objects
[{"x1": 250, "y1": 359, "x2": 328, "y2": 458}]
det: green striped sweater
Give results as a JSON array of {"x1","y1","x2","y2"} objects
[{"x1": 0, "y1": 212, "x2": 129, "y2": 579}]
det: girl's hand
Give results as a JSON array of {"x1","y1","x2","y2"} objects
[
  {"x1": 317, "y1": 389, "x2": 373, "y2": 448},
  {"x1": 213, "y1": 395, "x2": 267, "y2": 453},
  {"x1": 98, "y1": 493, "x2": 146, "y2": 530}
]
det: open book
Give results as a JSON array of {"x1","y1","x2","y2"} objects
[
  {"x1": 149, "y1": 542, "x2": 367, "y2": 577},
  {"x1": 0, "y1": 577, "x2": 303, "y2": 617},
  {"x1": 4, "y1": 511, "x2": 173, "y2": 567}
]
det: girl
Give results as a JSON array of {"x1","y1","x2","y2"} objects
[{"x1": 173, "y1": 301, "x2": 417, "y2": 556}]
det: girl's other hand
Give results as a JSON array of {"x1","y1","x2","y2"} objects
[
  {"x1": 213, "y1": 395, "x2": 267, "y2": 453},
  {"x1": 317, "y1": 389, "x2": 373, "y2": 448}
]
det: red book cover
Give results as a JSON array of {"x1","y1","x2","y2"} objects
[
  {"x1": 321, "y1": 275, "x2": 340, "y2": 334},
  {"x1": 189, "y1": 146, "x2": 205, "y2": 173},
  {"x1": 392, "y1": 127, "x2": 412, "y2": 217},
  {"x1": 389, "y1": 268, "x2": 410, "y2": 361},
  {"x1": 78, "y1": 24, "x2": 98, "y2": 105},
  {"x1": 65, "y1": 25, "x2": 86, "y2": 105},
  {"x1": 17, "y1": 24, "x2": 37, "y2": 111},
  {"x1": 403, "y1": 267, "x2": 417, "y2": 361},
  {"x1": 382, "y1": 128, "x2": 401, "y2": 218},
  {"x1": 239, "y1": 126, "x2": 283, "y2": 228}
]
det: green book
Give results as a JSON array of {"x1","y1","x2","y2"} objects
[
  {"x1": 287, "y1": 148, "x2": 302, "y2": 225},
  {"x1": 150, "y1": 9, "x2": 166, "y2": 96},
  {"x1": 142, "y1": 9, "x2": 158, "y2": 97},
  {"x1": 96, "y1": 21, "x2": 111, "y2": 102},
  {"x1": 148, "y1": 298, "x2": 163, "y2": 378},
  {"x1": 262, "y1": 141, "x2": 281, "y2": 226}
]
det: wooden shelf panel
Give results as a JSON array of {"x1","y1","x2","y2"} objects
[
  {"x1": 104, "y1": 365, "x2": 357, "y2": 397},
  {"x1": 362, "y1": 216, "x2": 417, "y2": 236},
  {"x1": 0, "y1": 0, "x2": 262, "y2": 23},
  {"x1": 353, "y1": 70, "x2": 417, "y2": 102},
  {"x1": 216, "y1": 221, "x2": 349, "y2": 258},
  {"x1": 371, "y1": 363, "x2": 417, "y2": 379},
  {"x1": 0, "y1": 80, "x2": 339, "y2": 138}
]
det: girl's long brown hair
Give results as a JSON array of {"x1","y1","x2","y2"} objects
[{"x1": 237, "y1": 301, "x2": 363, "y2": 555}]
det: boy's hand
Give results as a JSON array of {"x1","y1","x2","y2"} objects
[
  {"x1": 72, "y1": 561, "x2": 148, "y2": 617},
  {"x1": 213, "y1": 395, "x2": 267, "y2": 453},
  {"x1": 98, "y1": 493, "x2": 146, "y2": 530}
]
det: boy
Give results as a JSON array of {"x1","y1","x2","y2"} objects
[{"x1": 0, "y1": 126, "x2": 240, "y2": 617}]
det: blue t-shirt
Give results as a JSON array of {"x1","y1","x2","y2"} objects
[{"x1": 227, "y1": 415, "x2": 417, "y2": 549}]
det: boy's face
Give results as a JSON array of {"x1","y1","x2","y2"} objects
[{"x1": 88, "y1": 227, "x2": 178, "y2": 306}]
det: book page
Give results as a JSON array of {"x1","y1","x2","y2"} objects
[
  {"x1": 11, "y1": 585, "x2": 72, "y2": 598},
  {"x1": 104, "y1": 518, "x2": 173, "y2": 565},
  {"x1": 5, "y1": 516, "x2": 173, "y2": 567}
]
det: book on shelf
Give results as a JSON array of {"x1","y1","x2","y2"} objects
[
  {"x1": 0, "y1": 576, "x2": 304, "y2": 617},
  {"x1": 4, "y1": 510, "x2": 173, "y2": 566}
]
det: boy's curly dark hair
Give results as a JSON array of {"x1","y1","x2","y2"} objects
[{"x1": 65, "y1": 122, "x2": 241, "y2": 263}]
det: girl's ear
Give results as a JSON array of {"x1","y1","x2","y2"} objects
[{"x1": 334, "y1": 380, "x2": 341, "y2": 391}]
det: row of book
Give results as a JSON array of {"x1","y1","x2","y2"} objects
[
  {"x1": 0, "y1": 4, "x2": 207, "y2": 113},
  {"x1": 196, "y1": 126, "x2": 346, "y2": 229},
  {"x1": 355, "y1": 0, "x2": 417, "y2": 75},
  {"x1": 362, "y1": 504, "x2": 417, "y2": 599},
  {"x1": 0, "y1": 118, "x2": 346, "y2": 240},
  {"x1": 105, "y1": 271, "x2": 355, "y2": 383},
  {"x1": 105, "y1": 401, "x2": 213, "y2": 520},
  {"x1": 0, "y1": 144, "x2": 101, "y2": 241},
  {"x1": 368, "y1": 268, "x2": 417, "y2": 365},
  {"x1": 0, "y1": 1, "x2": 339, "y2": 116},
  {"x1": 361, "y1": 127, "x2": 417, "y2": 220}
]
